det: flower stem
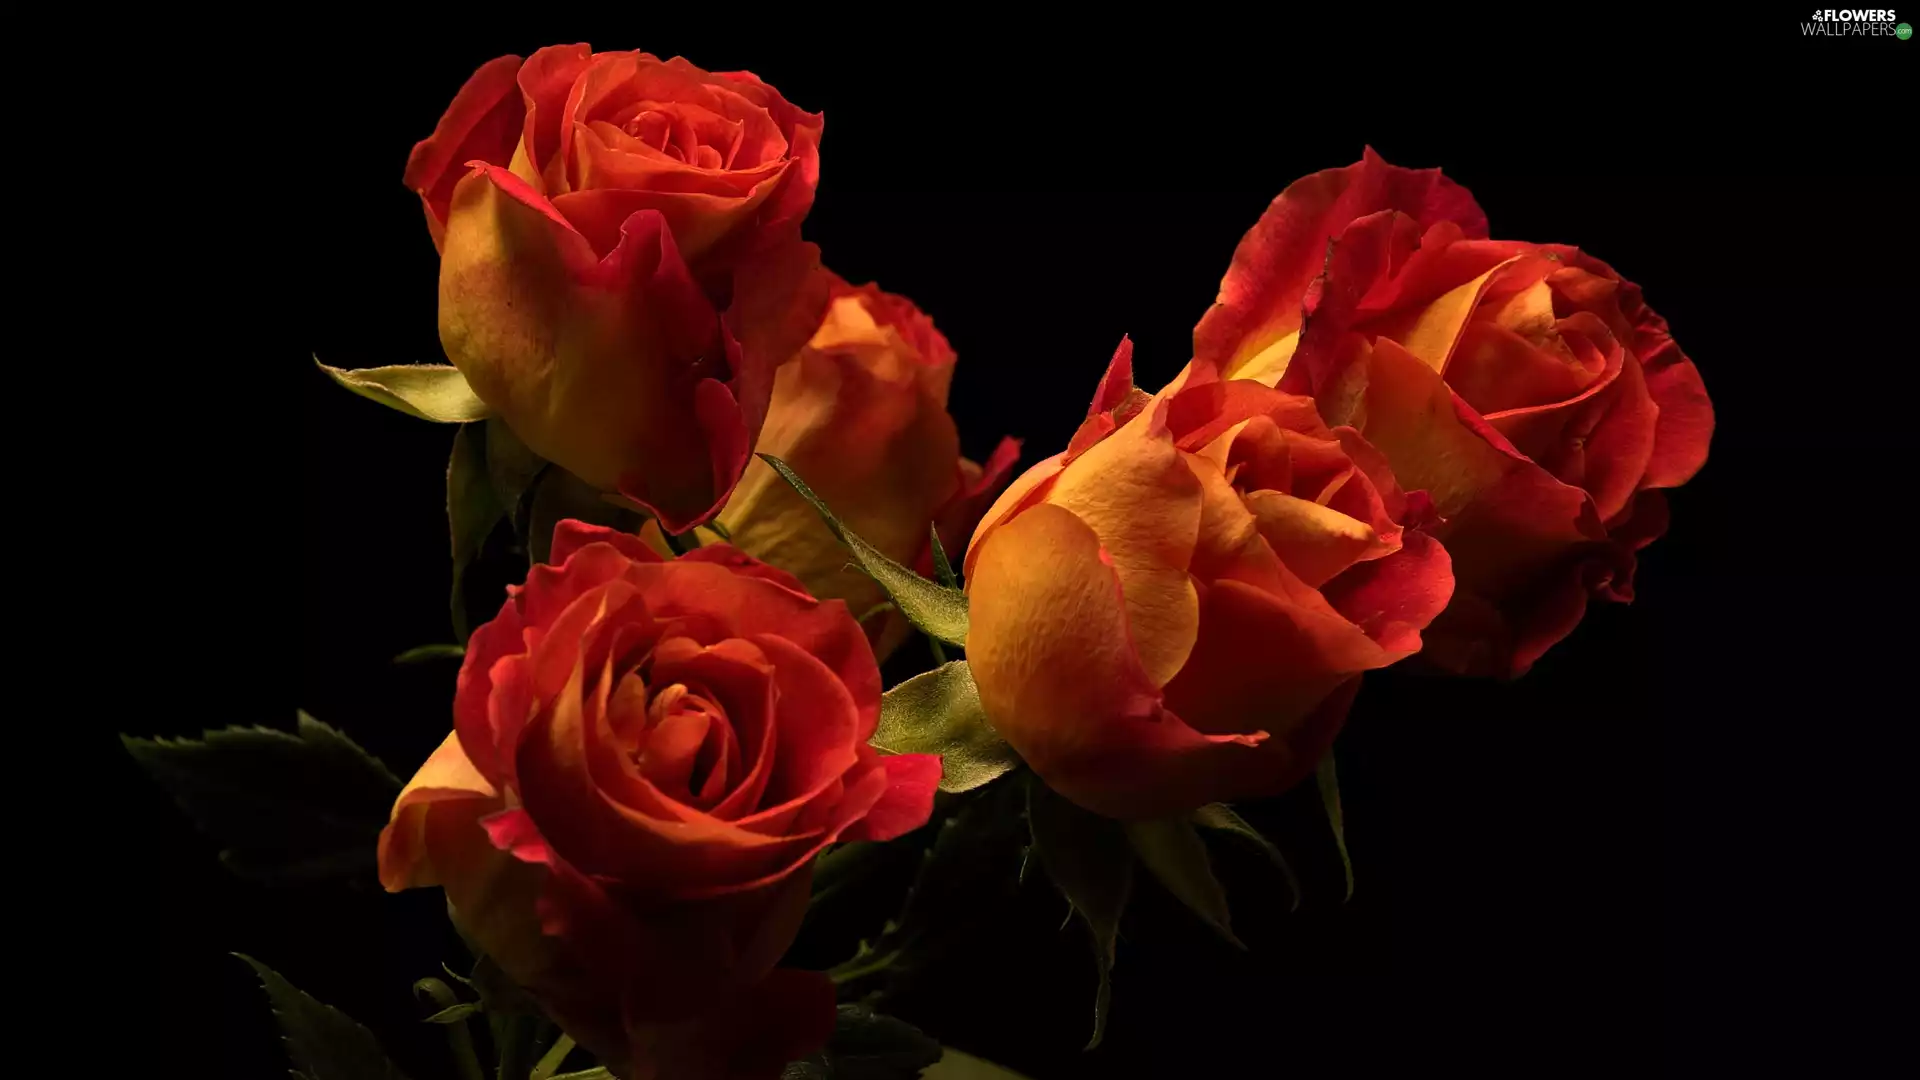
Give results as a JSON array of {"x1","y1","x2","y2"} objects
[
  {"x1": 530, "y1": 1034, "x2": 576, "y2": 1080},
  {"x1": 829, "y1": 947, "x2": 904, "y2": 986},
  {"x1": 413, "y1": 978, "x2": 485, "y2": 1080}
]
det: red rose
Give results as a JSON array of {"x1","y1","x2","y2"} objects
[
  {"x1": 378, "y1": 521, "x2": 940, "y2": 1079},
  {"x1": 1194, "y1": 150, "x2": 1713, "y2": 675},
  {"x1": 405, "y1": 45, "x2": 831, "y2": 531}
]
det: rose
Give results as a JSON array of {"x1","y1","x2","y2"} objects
[
  {"x1": 715, "y1": 276, "x2": 1019, "y2": 657},
  {"x1": 405, "y1": 44, "x2": 831, "y2": 532},
  {"x1": 377, "y1": 520, "x2": 941, "y2": 1079},
  {"x1": 1193, "y1": 150, "x2": 1713, "y2": 675},
  {"x1": 961, "y1": 339, "x2": 1453, "y2": 819}
]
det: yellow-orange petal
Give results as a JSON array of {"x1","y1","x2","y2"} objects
[
  {"x1": 377, "y1": 732, "x2": 501, "y2": 892},
  {"x1": 1041, "y1": 407, "x2": 1202, "y2": 687}
]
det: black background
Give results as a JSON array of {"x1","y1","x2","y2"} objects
[{"x1": 99, "y1": 17, "x2": 1910, "y2": 1079}]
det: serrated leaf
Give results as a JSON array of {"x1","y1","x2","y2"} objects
[
  {"x1": 122, "y1": 713, "x2": 400, "y2": 885},
  {"x1": 874, "y1": 662, "x2": 1020, "y2": 794},
  {"x1": 1317, "y1": 754, "x2": 1354, "y2": 901},
  {"x1": 448, "y1": 421, "x2": 505, "y2": 642},
  {"x1": 1026, "y1": 777, "x2": 1131, "y2": 1050},
  {"x1": 237, "y1": 955, "x2": 412, "y2": 1080},
  {"x1": 316, "y1": 359, "x2": 491, "y2": 422},
  {"x1": 394, "y1": 643, "x2": 465, "y2": 665},
  {"x1": 1192, "y1": 803, "x2": 1301, "y2": 913},
  {"x1": 760, "y1": 454, "x2": 969, "y2": 646},
  {"x1": 1123, "y1": 818, "x2": 1241, "y2": 948}
]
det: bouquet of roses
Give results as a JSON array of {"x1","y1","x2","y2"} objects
[{"x1": 128, "y1": 41, "x2": 1712, "y2": 1080}]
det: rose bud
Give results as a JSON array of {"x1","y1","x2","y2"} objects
[
  {"x1": 717, "y1": 276, "x2": 1019, "y2": 658},
  {"x1": 963, "y1": 340, "x2": 1453, "y2": 819},
  {"x1": 405, "y1": 45, "x2": 831, "y2": 532}
]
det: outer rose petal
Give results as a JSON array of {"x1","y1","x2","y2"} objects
[
  {"x1": 437, "y1": 164, "x2": 749, "y2": 532},
  {"x1": 838, "y1": 752, "x2": 942, "y2": 842},
  {"x1": 966, "y1": 503, "x2": 1269, "y2": 819},
  {"x1": 1043, "y1": 405, "x2": 1203, "y2": 688},
  {"x1": 1194, "y1": 148, "x2": 1489, "y2": 385},
  {"x1": 378, "y1": 732, "x2": 500, "y2": 891},
  {"x1": 962, "y1": 451, "x2": 1067, "y2": 582},
  {"x1": 405, "y1": 54, "x2": 526, "y2": 249}
]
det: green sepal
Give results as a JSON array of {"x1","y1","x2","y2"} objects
[
  {"x1": 1191, "y1": 803, "x2": 1301, "y2": 913},
  {"x1": 1123, "y1": 817, "x2": 1242, "y2": 948},
  {"x1": 1025, "y1": 777, "x2": 1131, "y2": 1050}
]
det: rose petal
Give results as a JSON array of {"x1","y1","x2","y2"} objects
[
  {"x1": 440, "y1": 165, "x2": 750, "y2": 530},
  {"x1": 378, "y1": 732, "x2": 501, "y2": 891},
  {"x1": 405, "y1": 54, "x2": 525, "y2": 249},
  {"x1": 1043, "y1": 405, "x2": 1203, "y2": 687},
  {"x1": 966, "y1": 503, "x2": 1272, "y2": 820},
  {"x1": 837, "y1": 752, "x2": 941, "y2": 843},
  {"x1": 1194, "y1": 148, "x2": 1489, "y2": 385}
]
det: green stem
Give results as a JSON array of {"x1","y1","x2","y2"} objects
[
  {"x1": 661, "y1": 526, "x2": 699, "y2": 556},
  {"x1": 413, "y1": 979, "x2": 485, "y2": 1080},
  {"x1": 530, "y1": 1034, "x2": 576, "y2": 1080},
  {"x1": 829, "y1": 947, "x2": 904, "y2": 986}
]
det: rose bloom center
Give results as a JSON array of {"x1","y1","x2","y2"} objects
[{"x1": 621, "y1": 669, "x2": 742, "y2": 810}]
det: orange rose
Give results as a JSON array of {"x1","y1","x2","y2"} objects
[
  {"x1": 716, "y1": 276, "x2": 1019, "y2": 657},
  {"x1": 1195, "y1": 150, "x2": 1713, "y2": 674},
  {"x1": 962, "y1": 340, "x2": 1453, "y2": 819},
  {"x1": 405, "y1": 45, "x2": 830, "y2": 532},
  {"x1": 378, "y1": 521, "x2": 940, "y2": 1080}
]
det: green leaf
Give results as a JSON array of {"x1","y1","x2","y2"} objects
[
  {"x1": 1316, "y1": 754, "x2": 1354, "y2": 901},
  {"x1": 781, "y1": 1006, "x2": 943, "y2": 1080},
  {"x1": 549, "y1": 1071, "x2": 613, "y2": 1080},
  {"x1": 759, "y1": 454, "x2": 969, "y2": 646},
  {"x1": 448, "y1": 422, "x2": 506, "y2": 642},
  {"x1": 237, "y1": 954, "x2": 412, "y2": 1080},
  {"x1": 483, "y1": 418, "x2": 548, "y2": 528},
  {"x1": 1123, "y1": 818, "x2": 1241, "y2": 948},
  {"x1": 122, "y1": 713, "x2": 401, "y2": 885},
  {"x1": 394, "y1": 643, "x2": 465, "y2": 665},
  {"x1": 874, "y1": 662, "x2": 1020, "y2": 794},
  {"x1": 1026, "y1": 777, "x2": 1132, "y2": 1050},
  {"x1": 928, "y1": 524, "x2": 959, "y2": 589},
  {"x1": 316, "y1": 359, "x2": 492, "y2": 423},
  {"x1": 1191, "y1": 803, "x2": 1301, "y2": 914}
]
